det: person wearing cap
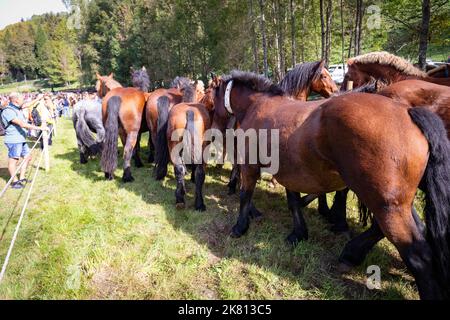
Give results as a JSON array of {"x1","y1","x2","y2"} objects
[{"x1": 1, "y1": 92, "x2": 49, "y2": 189}]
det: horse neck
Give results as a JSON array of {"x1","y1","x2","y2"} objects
[
  {"x1": 229, "y1": 85, "x2": 263, "y2": 122},
  {"x1": 294, "y1": 89, "x2": 309, "y2": 101},
  {"x1": 359, "y1": 63, "x2": 418, "y2": 83}
]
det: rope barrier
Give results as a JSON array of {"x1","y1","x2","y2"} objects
[
  {"x1": 0, "y1": 150, "x2": 44, "y2": 284},
  {"x1": 0, "y1": 124, "x2": 55, "y2": 198}
]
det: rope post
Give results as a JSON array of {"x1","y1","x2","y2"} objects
[
  {"x1": 346, "y1": 80, "x2": 353, "y2": 91},
  {"x1": 42, "y1": 120, "x2": 50, "y2": 172}
]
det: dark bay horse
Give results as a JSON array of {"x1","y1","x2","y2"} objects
[
  {"x1": 131, "y1": 66, "x2": 154, "y2": 163},
  {"x1": 210, "y1": 71, "x2": 450, "y2": 299},
  {"x1": 154, "y1": 83, "x2": 212, "y2": 211},
  {"x1": 227, "y1": 60, "x2": 338, "y2": 194},
  {"x1": 96, "y1": 73, "x2": 147, "y2": 182}
]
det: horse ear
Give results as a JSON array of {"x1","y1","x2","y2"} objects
[
  {"x1": 95, "y1": 72, "x2": 101, "y2": 80},
  {"x1": 130, "y1": 66, "x2": 135, "y2": 72},
  {"x1": 108, "y1": 73, "x2": 114, "y2": 79},
  {"x1": 142, "y1": 66, "x2": 146, "y2": 71},
  {"x1": 347, "y1": 58, "x2": 355, "y2": 66}
]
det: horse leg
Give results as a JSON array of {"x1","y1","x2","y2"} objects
[
  {"x1": 339, "y1": 205, "x2": 424, "y2": 270},
  {"x1": 376, "y1": 208, "x2": 443, "y2": 299},
  {"x1": 317, "y1": 194, "x2": 330, "y2": 218},
  {"x1": 133, "y1": 132, "x2": 144, "y2": 168},
  {"x1": 122, "y1": 131, "x2": 138, "y2": 183},
  {"x1": 329, "y1": 188, "x2": 350, "y2": 233},
  {"x1": 189, "y1": 164, "x2": 196, "y2": 184},
  {"x1": 174, "y1": 164, "x2": 187, "y2": 209},
  {"x1": 194, "y1": 164, "x2": 206, "y2": 211},
  {"x1": 286, "y1": 189, "x2": 308, "y2": 246},
  {"x1": 227, "y1": 164, "x2": 240, "y2": 195},
  {"x1": 148, "y1": 134, "x2": 155, "y2": 163},
  {"x1": 230, "y1": 165, "x2": 259, "y2": 238},
  {"x1": 338, "y1": 220, "x2": 384, "y2": 269}
]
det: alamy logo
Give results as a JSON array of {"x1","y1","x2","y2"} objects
[
  {"x1": 170, "y1": 127, "x2": 280, "y2": 175},
  {"x1": 366, "y1": 265, "x2": 381, "y2": 290}
]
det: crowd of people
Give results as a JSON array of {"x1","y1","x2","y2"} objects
[{"x1": 1, "y1": 90, "x2": 99, "y2": 190}]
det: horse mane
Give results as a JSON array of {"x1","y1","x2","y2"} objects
[
  {"x1": 223, "y1": 70, "x2": 284, "y2": 96},
  {"x1": 334, "y1": 79, "x2": 386, "y2": 96},
  {"x1": 171, "y1": 76, "x2": 191, "y2": 89},
  {"x1": 349, "y1": 51, "x2": 427, "y2": 77},
  {"x1": 279, "y1": 61, "x2": 324, "y2": 97},
  {"x1": 181, "y1": 84, "x2": 195, "y2": 103},
  {"x1": 131, "y1": 68, "x2": 150, "y2": 92}
]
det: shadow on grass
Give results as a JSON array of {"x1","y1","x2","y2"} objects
[{"x1": 56, "y1": 146, "x2": 411, "y2": 299}]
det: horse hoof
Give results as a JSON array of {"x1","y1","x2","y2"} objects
[
  {"x1": 337, "y1": 262, "x2": 353, "y2": 274},
  {"x1": 122, "y1": 175, "x2": 135, "y2": 183},
  {"x1": 105, "y1": 173, "x2": 114, "y2": 180},
  {"x1": 230, "y1": 225, "x2": 247, "y2": 238},
  {"x1": 195, "y1": 204, "x2": 206, "y2": 212},
  {"x1": 286, "y1": 232, "x2": 307, "y2": 246},
  {"x1": 148, "y1": 155, "x2": 154, "y2": 163},
  {"x1": 176, "y1": 203, "x2": 185, "y2": 210},
  {"x1": 80, "y1": 159, "x2": 88, "y2": 164}
]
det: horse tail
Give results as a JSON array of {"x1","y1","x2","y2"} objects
[
  {"x1": 184, "y1": 110, "x2": 199, "y2": 164},
  {"x1": 154, "y1": 96, "x2": 170, "y2": 180},
  {"x1": 408, "y1": 107, "x2": 450, "y2": 297},
  {"x1": 76, "y1": 106, "x2": 99, "y2": 155},
  {"x1": 101, "y1": 96, "x2": 121, "y2": 175}
]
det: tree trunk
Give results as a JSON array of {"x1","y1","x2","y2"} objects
[
  {"x1": 353, "y1": 0, "x2": 363, "y2": 56},
  {"x1": 320, "y1": 0, "x2": 325, "y2": 60},
  {"x1": 325, "y1": 0, "x2": 333, "y2": 66},
  {"x1": 290, "y1": 0, "x2": 297, "y2": 67},
  {"x1": 259, "y1": 0, "x2": 269, "y2": 77},
  {"x1": 273, "y1": 1, "x2": 281, "y2": 81},
  {"x1": 301, "y1": 0, "x2": 306, "y2": 62},
  {"x1": 340, "y1": 0, "x2": 345, "y2": 70},
  {"x1": 249, "y1": 0, "x2": 259, "y2": 73},
  {"x1": 277, "y1": 0, "x2": 286, "y2": 78},
  {"x1": 418, "y1": 0, "x2": 430, "y2": 70}
]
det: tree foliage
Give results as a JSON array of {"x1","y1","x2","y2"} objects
[{"x1": 0, "y1": 0, "x2": 448, "y2": 86}]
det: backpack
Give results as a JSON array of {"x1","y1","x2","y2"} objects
[{"x1": 0, "y1": 107, "x2": 19, "y2": 136}]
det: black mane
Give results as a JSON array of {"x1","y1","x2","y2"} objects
[
  {"x1": 223, "y1": 70, "x2": 284, "y2": 96},
  {"x1": 131, "y1": 67, "x2": 150, "y2": 92},
  {"x1": 279, "y1": 61, "x2": 324, "y2": 97}
]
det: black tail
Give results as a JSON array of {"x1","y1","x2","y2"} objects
[
  {"x1": 409, "y1": 107, "x2": 450, "y2": 297},
  {"x1": 101, "y1": 96, "x2": 121, "y2": 175},
  {"x1": 154, "y1": 96, "x2": 170, "y2": 180},
  {"x1": 75, "y1": 107, "x2": 98, "y2": 155}
]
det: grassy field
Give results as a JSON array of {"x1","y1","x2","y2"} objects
[{"x1": 0, "y1": 118, "x2": 419, "y2": 300}]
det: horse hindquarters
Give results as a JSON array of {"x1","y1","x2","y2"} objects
[
  {"x1": 329, "y1": 105, "x2": 450, "y2": 299},
  {"x1": 101, "y1": 96, "x2": 122, "y2": 180}
]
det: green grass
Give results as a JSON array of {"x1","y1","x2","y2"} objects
[
  {"x1": 0, "y1": 119, "x2": 419, "y2": 299},
  {"x1": 0, "y1": 79, "x2": 80, "y2": 94}
]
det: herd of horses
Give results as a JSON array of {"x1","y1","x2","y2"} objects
[{"x1": 73, "y1": 51, "x2": 450, "y2": 300}]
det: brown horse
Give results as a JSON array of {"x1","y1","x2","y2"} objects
[
  {"x1": 144, "y1": 77, "x2": 192, "y2": 166},
  {"x1": 427, "y1": 63, "x2": 449, "y2": 79},
  {"x1": 341, "y1": 51, "x2": 450, "y2": 91},
  {"x1": 154, "y1": 83, "x2": 212, "y2": 211},
  {"x1": 330, "y1": 80, "x2": 450, "y2": 272},
  {"x1": 96, "y1": 73, "x2": 147, "y2": 182},
  {"x1": 322, "y1": 52, "x2": 450, "y2": 229},
  {"x1": 227, "y1": 61, "x2": 338, "y2": 195},
  {"x1": 210, "y1": 71, "x2": 450, "y2": 299}
]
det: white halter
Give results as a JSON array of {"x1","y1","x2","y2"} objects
[{"x1": 224, "y1": 80, "x2": 234, "y2": 114}]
